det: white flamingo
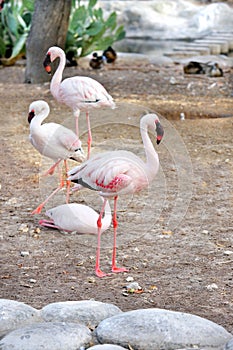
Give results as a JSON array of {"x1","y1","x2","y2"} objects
[
  {"x1": 68, "y1": 113, "x2": 164, "y2": 277},
  {"x1": 28, "y1": 100, "x2": 85, "y2": 214},
  {"x1": 43, "y1": 46, "x2": 115, "y2": 158},
  {"x1": 39, "y1": 199, "x2": 111, "y2": 234}
]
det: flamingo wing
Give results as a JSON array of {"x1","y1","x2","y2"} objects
[
  {"x1": 60, "y1": 76, "x2": 114, "y2": 109},
  {"x1": 68, "y1": 151, "x2": 143, "y2": 193}
]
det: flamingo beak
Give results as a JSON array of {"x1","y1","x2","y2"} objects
[
  {"x1": 156, "y1": 121, "x2": 164, "y2": 145},
  {"x1": 28, "y1": 110, "x2": 35, "y2": 124},
  {"x1": 43, "y1": 54, "x2": 52, "y2": 74}
]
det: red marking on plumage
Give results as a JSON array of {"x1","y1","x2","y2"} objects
[{"x1": 95, "y1": 176, "x2": 124, "y2": 191}]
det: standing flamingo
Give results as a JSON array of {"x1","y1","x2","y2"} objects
[
  {"x1": 28, "y1": 100, "x2": 85, "y2": 214},
  {"x1": 43, "y1": 46, "x2": 115, "y2": 158},
  {"x1": 39, "y1": 199, "x2": 111, "y2": 234},
  {"x1": 68, "y1": 113, "x2": 164, "y2": 277}
]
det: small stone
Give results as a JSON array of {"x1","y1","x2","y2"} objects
[
  {"x1": 206, "y1": 283, "x2": 218, "y2": 291},
  {"x1": 29, "y1": 279, "x2": 37, "y2": 284},
  {"x1": 126, "y1": 276, "x2": 134, "y2": 282},
  {"x1": 18, "y1": 223, "x2": 29, "y2": 233},
  {"x1": 169, "y1": 76, "x2": 177, "y2": 84},
  {"x1": 224, "y1": 250, "x2": 233, "y2": 256},
  {"x1": 20, "y1": 251, "x2": 30, "y2": 257},
  {"x1": 225, "y1": 158, "x2": 230, "y2": 163},
  {"x1": 202, "y1": 230, "x2": 209, "y2": 234},
  {"x1": 180, "y1": 112, "x2": 185, "y2": 120}
]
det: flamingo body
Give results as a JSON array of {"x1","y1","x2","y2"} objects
[
  {"x1": 40, "y1": 200, "x2": 111, "y2": 234},
  {"x1": 28, "y1": 100, "x2": 84, "y2": 163},
  {"x1": 43, "y1": 46, "x2": 115, "y2": 158},
  {"x1": 28, "y1": 100, "x2": 85, "y2": 214},
  {"x1": 68, "y1": 113, "x2": 164, "y2": 277}
]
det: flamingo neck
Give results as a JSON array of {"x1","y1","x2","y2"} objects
[
  {"x1": 51, "y1": 50, "x2": 66, "y2": 100},
  {"x1": 141, "y1": 119, "x2": 160, "y2": 181}
]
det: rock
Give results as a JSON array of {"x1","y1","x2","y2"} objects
[
  {"x1": 88, "y1": 345, "x2": 127, "y2": 350},
  {"x1": 41, "y1": 300, "x2": 122, "y2": 330},
  {"x1": 0, "y1": 299, "x2": 41, "y2": 338},
  {"x1": 225, "y1": 338, "x2": 233, "y2": 350},
  {"x1": 95, "y1": 308, "x2": 232, "y2": 350},
  {"x1": 0, "y1": 322, "x2": 92, "y2": 350}
]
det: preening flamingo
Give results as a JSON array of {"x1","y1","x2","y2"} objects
[
  {"x1": 28, "y1": 100, "x2": 85, "y2": 214},
  {"x1": 43, "y1": 46, "x2": 115, "y2": 158},
  {"x1": 68, "y1": 113, "x2": 164, "y2": 277},
  {"x1": 39, "y1": 199, "x2": 111, "y2": 234}
]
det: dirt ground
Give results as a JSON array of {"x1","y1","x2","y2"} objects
[{"x1": 0, "y1": 54, "x2": 233, "y2": 334}]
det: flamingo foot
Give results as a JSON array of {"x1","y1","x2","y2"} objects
[
  {"x1": 31, "y1": 204, "x2": 44, "y2": 215},
  {"x1": 112, "y1": 266, "x2": 128, "y2": 274},
  {"x1": 95, "y1": 267, "x2": 111, "y2": 278}
]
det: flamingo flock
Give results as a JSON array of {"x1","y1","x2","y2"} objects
[{"x1": 28, "y1": 46, "x2": 164, "y2": 277}]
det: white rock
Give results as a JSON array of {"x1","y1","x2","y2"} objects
[
  {"x1": 41, "y1": 300, "x2": 122, "y2": 330},
  {"x1": 0, "y1": 299, "x2": 41, "y2": 338},
  {"x1": 0, "y1": 322, "x2": 92, "y2": 350},
  {"x1": 95, "y1": 308, "x2": 232, "y2": 349},
  {"x1": 88, "y1": 345, "x2": 127, "y2": 350}
]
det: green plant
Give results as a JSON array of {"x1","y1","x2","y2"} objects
[
  {"x1": 66, "y1": 0, "x2": 125, "y2": 58},
  {"x1": 0, "y1": 0, "x2": 125, "y2": 66},
  {"x1": 0, "y1": 0, "x2": 34, "y2": 65}
]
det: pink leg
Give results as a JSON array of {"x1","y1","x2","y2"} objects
[
  {"x1": 95, "y1": 198, "x2": 110, "y2": 277},
  {"x1": 39, "y1": 219, "x2": 59, "y2": 229},
  {"x1": 75, "y1": 115, "x2": 79, "y2": 138},
  {"x1": 112, "y1": 196, "x2": 128, "y2": 274},
  {"x1": 86, "y1": 111, "x2": 92, "y2": 159},
  {"x1": 64, "y1": 160, "x2": 70, "y2": 204},
  {"x1": 43, "y1": 159, "x2": 62, "y2": 176},
  {"x1": 31, "y1": 179, "x2": 64, "y2": 215}
]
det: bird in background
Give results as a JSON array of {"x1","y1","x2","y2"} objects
[
  {"x1": 39, "y1": 198, "x2": 111, "y2": 234},
  {"x1": 43, "y1": 46, "x2": 115, "y2": 159},
  {"x1": 89, "y1": 52, "x2": 104, "y2": 70},
  {"x1": 102, "y1": 46, "x2": 117, "y2": 64},
  {"x1": 68, "y1": 113, "x2": 164, "y2": 277},
  {"x1": 28, "y1": 100, "x2": 85, "y2": 215}
]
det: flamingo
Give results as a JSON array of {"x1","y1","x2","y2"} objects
[
  {"x1": 28, "y1": 100, "x2": 85, "y2": 214},
  {"x1": 39, "y1": 199, "x2": 111, "y2": 234},
  {"x1": 43, "y1": 46, "x2": 116, "y2": 158},
  {"x1": 68, "y1": 113, "x2": 164, "y2": 277}
]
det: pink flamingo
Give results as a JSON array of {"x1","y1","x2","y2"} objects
[
  {"x1": 68, "y1": 113, "x2": 164, "y2": 277},
  {"x1": 43, "y1": 46, "x2": 115, "y2": 158},
  {"x1": 39, "y1": 199, "x2": 111, "y2": 234},
  {"x1": 28, "y1": 100, "x2": 85, "y2": 214}
]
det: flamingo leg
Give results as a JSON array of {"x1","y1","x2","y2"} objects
[
  {"x1": 86, "y1": 111, "x2": 92, "y2": 159},
  {"x1": 31, "y1": 181, "x2": 64, "y2": 215},
  {"x1": 95, "y1": 197, "x2": 110, "y2": 277},
  {"x1": 111, "y1": 196, "x2": 128, "y2": 274},
  {"x1": 64, "y1": 160, "x2": 70, "y2": 204},
  {"x1": 43, "y1": 159, "x2": 62, "y2": 176},
  {"x1": 39, "y1": 219, "x2": 60, "y2": 229},
  {"x1": 32, "y1": 165, "x2": 64, "y2": 215}
]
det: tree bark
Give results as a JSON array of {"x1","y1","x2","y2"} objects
[{"x1": 25, "y1": 0, "x2": 71, "y2": 83}]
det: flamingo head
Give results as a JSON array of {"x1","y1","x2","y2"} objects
[
  {"x1": 43, "y1": 52, "x2": 52, "y2": 74},
  {"x1": 155, "y1": 119, "x2": 164, "y2": 144},
  {"x1": 28, "y1": 109, "x2": 35, "y2": 124},
  {"x1": 28, "y1": 100, "x2": 50, "y2": 123}
]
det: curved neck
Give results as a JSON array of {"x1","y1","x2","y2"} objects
[
  {"x1": 140, "y1": 119, "x2": 159, "y2": 181},
  {"x1": 31, "y1": 105, "x2": 50, "y2": 130},
  {"x1": 51, "y1": 50, "x2": 66, "y2": 99}
]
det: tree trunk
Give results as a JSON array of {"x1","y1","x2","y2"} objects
[{"x1": 25, "y1": 0, "x2": 71, "y2": 83}]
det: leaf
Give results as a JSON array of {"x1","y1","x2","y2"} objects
[
  {"x1": 86, "y1": 21, "x2": 103, "y2": 36},
  {"x1": 0, "y1": 36, "x2": 6, "y2": 56},
  {"x1": 88, "y1": 0, "x2": 98, "y2": 9},
  {"x1": 8, "y1": 31, "x2": 27, "y2": 59}
]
